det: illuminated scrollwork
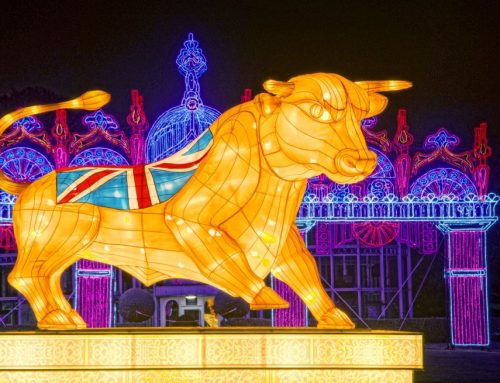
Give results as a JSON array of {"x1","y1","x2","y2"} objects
[
  {"x1": 410, "y1": 167, "x2": 477, "y2": 198},
  {"x1": 70, "y1": 109, "x2": 130, "y2": 155},
  {"x1": 0, "y1": 115, "x2": 52, "y2": 151},
  {"x1": 412, "y1": 128, "x2": 473, "y2": 174}
]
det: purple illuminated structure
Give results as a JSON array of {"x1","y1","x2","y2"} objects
[
  {"x1": 273, "y1": 279, "x2": 307, "y2": 327},
  {"x1": 74, "y1": 260, "x2": 114, "y2": 328},
  {"x1": 51, "y1": 110, "x2": 70, "y2": 168},
  {"x1": 445, "y1": 230, "x2": 488, "y2": 345},
  {"x1": 128, "y1": 89, "x2": 150, "y2": 165},
  {"x1": 272, "y1": 229, "x2": 308, "y2": 327},
  {"x1": 472, "y1": 122, "x2": 492, "y2": 199}
]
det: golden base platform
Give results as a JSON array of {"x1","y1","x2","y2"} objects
[{"x1": 0, "y1": 328, "x2": 423, "y2": 383}]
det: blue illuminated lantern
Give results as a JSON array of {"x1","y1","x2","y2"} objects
[{"x1": 146, "y1": 33, "x2": 220, "y2": 162}]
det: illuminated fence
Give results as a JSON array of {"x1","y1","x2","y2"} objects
[
  {"x1": 296, "y1": 191, "x2": 499, "y2": 347},
  {"x1": 297, "y1": 192, "x2": 499, "y2": 227}
]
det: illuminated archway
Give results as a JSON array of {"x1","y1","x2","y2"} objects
[
  {"x1": 410, "y1": 167, "x2": 477, "y2": 198},
  {"x1": 0, "y1": 147, "x2": 53, "y2": 182},
  {"x1": 69, "y1": 147, "x2": 129, "y2": 167}
]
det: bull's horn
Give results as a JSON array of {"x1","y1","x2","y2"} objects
[
  {"x1": 263, "y1": 80, "x2": 295, "y2": 97},
  {"x1": 355, "y1": 80, "x2": 412, "y2": 93}
]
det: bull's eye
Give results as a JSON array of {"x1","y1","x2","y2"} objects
[
  {"x1": 310, "y1": 104, "x2": 332, "y2": 122},
  {"x1": 296, "y1": 101, "x2": 335, "y2": 122},
  {"x1": 310, "y1": 104, "x2": 323, "y2": 118}
]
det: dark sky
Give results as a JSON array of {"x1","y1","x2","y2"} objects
[{"x1": 1, "y1": 0, "x2": 499, "y2": 177}]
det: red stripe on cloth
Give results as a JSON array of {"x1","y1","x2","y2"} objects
[
  {"x1": 59, "y1": 169, "x2": 117, "y2": 204},
  {"x1": 133, "y1": 167, "x2": 152, "y2": 209},
  {"x1": 58, "y1": 151, "x2": 208, "y2": 174},
  {"x1": 153, "y1": 151, "x2": 208, "y2": 170}
]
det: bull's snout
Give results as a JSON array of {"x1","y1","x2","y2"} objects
[{"x1": 334, "y1": 149, "x2": 377, "y2": 178}]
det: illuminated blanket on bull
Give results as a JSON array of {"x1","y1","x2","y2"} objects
[{"x1": 56, "y1": 129, "x2": 212, "y2": 210}]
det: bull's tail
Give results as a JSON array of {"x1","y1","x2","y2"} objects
[{"x1": 0, "y1": 90, "x2": 111, "y2": 195}]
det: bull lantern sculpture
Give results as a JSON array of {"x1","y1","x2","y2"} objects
[{"x1": 0, "y1": 73, "x2": 411, "y2": 329}]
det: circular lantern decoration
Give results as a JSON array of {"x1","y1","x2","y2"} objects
[{"x1": 352, "y1": 221, "x2": 399, "y2": 247}]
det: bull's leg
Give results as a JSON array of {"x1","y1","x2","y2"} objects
[
  {"x1": 9, "y1": 182, "x2": 100, "y2": 329},
  {"x1": 272, "y1": 225, "x2": 354, "y2": 329},
  {"x1": 166, "y1": 218, "x2": 288, "y2": 309}
]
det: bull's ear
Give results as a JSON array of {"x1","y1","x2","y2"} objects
[
  {"x1": 366, "y1": 93, "x2": 388, "y2": 117},
  {"x1": 254, "y1": 93, "x2": 280, "y2": 117},
  {"x1": 263, "y1": 80, "x2": 294, "y2": 97}
]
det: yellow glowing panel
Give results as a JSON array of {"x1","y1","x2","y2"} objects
[
  {"x1": 0, "y1": 328, "x2": 422, "y2": 383},
  {"x1": 0, "y1": 74, "x2": 411, "y2": 330},
  {"x1": 0, "y1": 370, "x2": 414, "y2": 383}
]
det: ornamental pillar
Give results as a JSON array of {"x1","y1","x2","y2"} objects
[
  {"x1": 127, "y1": 89, "x2": 149, "y2": 166},
  {"x1": 440, "y1": 225, "x2": 489, "y2": 346},
  {"x1": 74, "y1": 260, "x2": 114, "y2": 328},
  {"x1": 51, "y1": 110, "x2": 70, "y2": 168}
]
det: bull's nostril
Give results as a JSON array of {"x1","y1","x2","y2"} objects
[
  {"x1": 335, "y1": 149, "x2": 362, "y2": 177},
  {"x1": 344, "y1": 157, "x2": 357, "y2": 168},
  {"x1": 335, "y1": 149, "x2": 378, "y2": 178}
]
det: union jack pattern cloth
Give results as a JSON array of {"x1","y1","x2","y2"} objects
[{"x1": 56, "y1": 130, "x2": 213, "y2": 210}]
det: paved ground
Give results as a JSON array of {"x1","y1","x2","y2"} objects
[{"x1": 415, "y1": 343, "x2": 500, "y2": 383}]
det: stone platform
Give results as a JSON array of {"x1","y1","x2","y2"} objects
[{"x1": 0, "y1": 327, "x2": 423, "y2": 382}]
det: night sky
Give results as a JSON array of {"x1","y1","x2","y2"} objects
[{"x1": 1, "y1": 0, "x2": 499, "y2": 176}]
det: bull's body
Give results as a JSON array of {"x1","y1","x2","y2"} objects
[{"x1": 1, "y1": 73, "x2": 411, "y2": 329}]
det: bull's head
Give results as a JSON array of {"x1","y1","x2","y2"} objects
[{"x1": 255, "y1": 73, "x2": 411, "y2": 184}]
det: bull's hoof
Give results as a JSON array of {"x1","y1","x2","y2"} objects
[
  {"x1": 67, "y1": 309, "x2": 87, "y2": 329},
  {"x1": 38, "y1": 309, "x2": 87, "y2": 330},
  {"x1": 317, "y1": 307, "x2": 355, "y2": 329},
  {"x1": 250, "y1": 286, "x2": 289, "y2": 310}
]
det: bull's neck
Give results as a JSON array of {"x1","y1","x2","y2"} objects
[{"x1": 250, "y1": 160, "x2": 308, "y2": 230}]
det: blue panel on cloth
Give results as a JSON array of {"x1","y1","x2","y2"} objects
[
  {"x1": 56, "y1": 169, "x2": 94, "y2": 196},
  {"x1": 68, "y1": 171, "x2": 130, "y2": 210},
  {"x1": 183, "y1": 129, "x2": 213, "y2": 156},
  {"x1": 150, "y1": 168, "x2": 196, "y2": 203}
]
